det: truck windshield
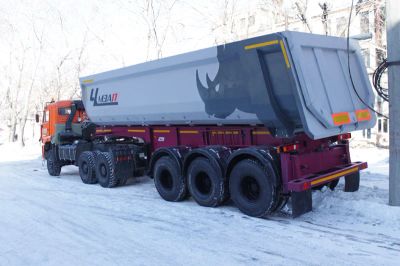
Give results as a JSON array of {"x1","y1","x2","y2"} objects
[{"x1": 58, "y1": 107, "x2": 72, "y2": 116}]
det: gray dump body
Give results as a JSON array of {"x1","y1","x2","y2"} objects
[{"x1": 80, "y1": 31, "x2": 376, "y2": 139}]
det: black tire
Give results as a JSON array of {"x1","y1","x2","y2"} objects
[
  {"x1": 118, "y1": 175, "x2": 128, "y2": 186},
  {"x1": 47, "y1": 149, "x2": 62, "y2": 176},
  {"x1": 187, "y1": 157, "x2": 227, "y2": 207},
  {"x1": 95, "y1": 152, "x2": 118, "y2": 188},
  {"x1": 328, "y1": 179, "x2": 339, "y2": 190},
  {"x1": 93, "y1": 151, "x2": 102, "y2": 158},
  {"x1": 229, "y1": 159, "x2": 278, "y2": 217},
  {"x1": 313, "y1": 179, "x2": 340, "y2": 191},
  {"x1": 78, "y1": 151, "x2": 98, "y2": 184},
  {"x1": 273, "y1": 195, "x2": 289, "y2": 212},
  {"x1": 154, "y1": 156, "x2": 187, "y2": 202}
]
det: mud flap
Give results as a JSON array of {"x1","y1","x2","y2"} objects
[
  {"x1": 291, "y1": 189, "x2": 312, "y2": 218},
  {"x1": 344, "y1": 171, "x2": 360, "y2": 192}
]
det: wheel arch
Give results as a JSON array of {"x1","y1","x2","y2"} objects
[
  {"x1": 183, "y1": 146, "x2": 231, "y2": 179},
  {"x1": 226, "y1": 147, "x2": 281, "y2": 187},
  {"x1": 148, "y1": 147, "x2": 189, "y2": 178}
]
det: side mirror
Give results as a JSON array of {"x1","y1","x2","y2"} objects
[{"x1": 35, "y1": 114, "x2": 40, "y2": 123}]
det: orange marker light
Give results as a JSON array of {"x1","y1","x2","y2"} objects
[
  {"x1": 332, "y1": 112, "x2": 351, "y2": 126},
  {"x1": 355, "y1": 109, "x2": 371, "y2": 122}
]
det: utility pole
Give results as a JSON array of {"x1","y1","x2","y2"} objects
[
  {"x1": 319, "y1": 2, "x2": 329, "y2": 36},
  {"x1": 387, "y1": 0, "x2": 400, "y2": 206}
]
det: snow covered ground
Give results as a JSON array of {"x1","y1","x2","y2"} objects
[{"x1": 0, "y1": 141, "x2": 399, "y2": 266}]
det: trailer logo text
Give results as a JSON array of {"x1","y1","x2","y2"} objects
[{"x1": 90, "y1": 88, "x2": 119, "y2": 106}]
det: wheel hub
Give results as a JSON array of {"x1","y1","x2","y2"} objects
[
  {"x1": 100, "y1": 164, "x2": 107, "y2": 177},
  {"x1": 160, "y1": 169, "x2": 173, "y2": 191},
  {"x1": 195, "y1": 171, "x2": 212, "y2": 195},
  {"x1": 241, "y1": 176, "x2": 260, "y2": 202}
]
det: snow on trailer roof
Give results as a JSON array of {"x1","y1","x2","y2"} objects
[{"x1": 80, "y1": 31, "x2": 376, "y2": 140}]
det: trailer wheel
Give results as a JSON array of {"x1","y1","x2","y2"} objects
[
  {"x1": 229, "y1": 159, "x2": 278, "y2": 217},
  {"x1": 96, "y1": 152, "x2": 118, "y2": 188},
  {"x1": 328, "y1": 179, "x2": 339, "y2": 190},
  {"x1": 118, "y1": 176, "x2": 128, "y2": 186},
  {"x1": 187, "y1": 157, "x2": 226, "y2": 207},
  {"x1": 154, "y1": 156, "x2": 187, "y2": 202},
  {"x1": 78, "y1": 151, "x2": 98, "y2": 184},
  {"x1": 344, "y1": 171, "x2": 360, "y2": 192},
  {"x1": 47, "y1": 149, "x2": 62, "y2": 176}
]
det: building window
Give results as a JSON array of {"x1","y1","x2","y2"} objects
[
  {"x1": 361, "y1": 48, "x2": 370, "y2": 68},
  {"x1": 248, "y1": 15, "x2": 255, "y2": 27},
  {"x1": 240, "y1": 18, "x2": 246, "y2": 29},
  {"x1": 360, "y1": 11, "x2": 370, "y2": 34},
  {"x1": 336, "y1": 17, "x2": 347, "y2": 37},
  {"x1": 378, "y1": 118, "x2": 382, "y2": 132},
  {"x1": 383, "y1": 118, "x2": 388, "y2": 133}
]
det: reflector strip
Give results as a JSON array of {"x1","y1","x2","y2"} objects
[
  {"x1": 311, "y1": 167, "x2": 358, "y2": 186},
  {"x1": 252, "y1": 131, "x2": 270, "y2": 135},
  {"x1": 179, "y1": 130, "x2": 199, "y2": 134},
  {"x1": 224, "y1": 131, "x2": 239, "y2": 135},
  {"x1": 154, "y1": 130, "x2": 170, "y2": 133},
  {"x1": 355, "y1": 109, "x2": 371, "y2": 121},
  {"x1": 280, "y1": 40, "x2": 291, "y2": 68},
  {"x1": 244, "y1": 40, "x2": 279, "y2": 50},
  {"x1": 332, "y1": 112, "x2": 351, "y2": 126},
  {"x1": 128, "y1": 129, "x2": 146, "y2": 133},
  {"x1": 211, "y1": 131, "x2": 240, "y2": 135},
  {"x1": 96, "y1": 129, "x2": 112, "y2": 133},
  {"x1": 82, "y1": 79, "x2": 93, "y2": 84}
]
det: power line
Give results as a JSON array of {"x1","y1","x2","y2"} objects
[{"x1": 346, "y1": 0, "x2": 389, "y2": 119}]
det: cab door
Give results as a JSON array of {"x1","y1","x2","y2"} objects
[{"x1": 41, "y1": 106, "x2": 51, "y2": 144}]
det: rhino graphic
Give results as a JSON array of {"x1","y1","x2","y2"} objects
[{"x1": 195, "y1": 46, "x2": 253, "y2": 119}]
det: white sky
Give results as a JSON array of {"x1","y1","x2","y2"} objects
[{"x1": 0, "y1": 0, "x2": 355, "y2": 78}]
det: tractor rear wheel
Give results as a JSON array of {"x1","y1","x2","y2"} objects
[
  {"x1": 95, "y1": 152, "x2": 118, "y2": 188},
  {"x1": 78, "y1": 151, "x2": 98, "y2": 184}
]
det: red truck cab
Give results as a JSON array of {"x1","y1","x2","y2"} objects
[{"x1": 40, "y1": 100, "x2": 86, "y2": 158}]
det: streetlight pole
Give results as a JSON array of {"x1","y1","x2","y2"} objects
[{"x1": 387, "y1": 0, "x2": 400, "y2": 206}]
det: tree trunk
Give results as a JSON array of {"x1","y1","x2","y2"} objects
[{"x1": 9, "y1": 117, "x2": 18, "y2": 142}]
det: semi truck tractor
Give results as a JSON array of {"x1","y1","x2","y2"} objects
[{"x1": 39, "y1": 31, "x2": 376, "y2": 217}]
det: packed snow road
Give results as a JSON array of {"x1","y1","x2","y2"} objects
[{"x1": 0, "y1": 143, "x2": 399, "y2": 266}]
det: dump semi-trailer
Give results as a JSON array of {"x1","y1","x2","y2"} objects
[{"x1": 39, "y1": 31, "x2": 375, "y2": 217}]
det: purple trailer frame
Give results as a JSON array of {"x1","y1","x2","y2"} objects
[{"x1": 96, "y1": 124, "x2": 366, "y2": 197}]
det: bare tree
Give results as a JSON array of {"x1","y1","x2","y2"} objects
[
  {"x1": 70, "y1": 30, "x2": 89, "y2": 99},
  {"x1": 4, "y1": 40, "x2": 28, "y2": 142},
  {"x1": 19, "y1": 22, "x2": 45, "y2": 146},
  {"x1": 210, "y1": 0, "x2": 238, "y2": 44},
  {"x1": 295, "y1": 0, "x2": 313, "y2": 33},
  {"x1": 259, "y1": 0, "x2": 289, "y2": 30},
  {"x1": 118, "y1": 0, "x2": 178, "y2": 60},
  {"x1": 319, "y1": 2, "x2": 330, "y2": 35}
]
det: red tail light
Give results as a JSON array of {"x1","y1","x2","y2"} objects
[
  {"x1": 338, "y1": 133, "x2": 351, "y2": 141},
  {"x1": 281, "y1": 143, "x2": 299, "y2": 153}
]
